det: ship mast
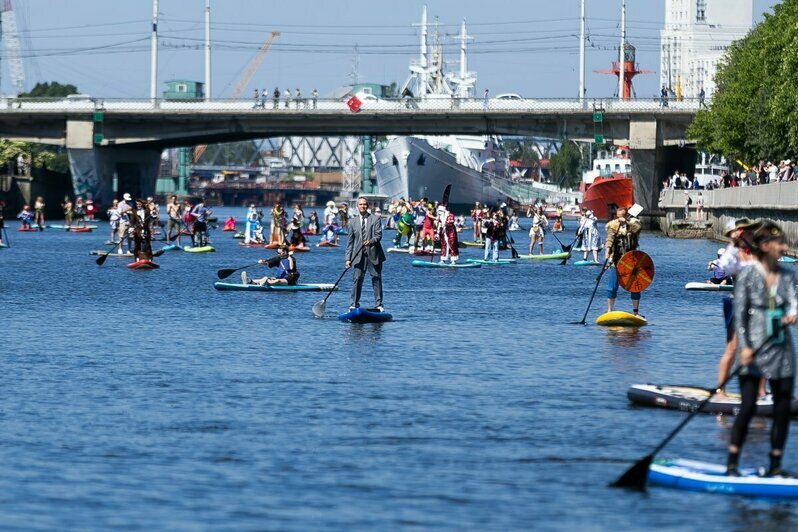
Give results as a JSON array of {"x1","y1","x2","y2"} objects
[
  {"x1": 579, "y1": 0, "x2": 585, "y2": 100},
  {"x1": 618, "y1": 0, "x2": 626, "y2": 101},
  {"x1": 419, "y1": 5, "x2": 428, "y2": 99}
]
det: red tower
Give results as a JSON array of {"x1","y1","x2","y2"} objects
[{"x1": 594, "y1": 43, "x2": 654, "y2": 101}]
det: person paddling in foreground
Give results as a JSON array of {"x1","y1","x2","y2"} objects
[
  {"x1": 242, "y1": 244, "x2": 299, "y2": 286},
  {"x1": 345, "y1": 197, "x2": 386, "y2": 312},
  {"x1": 604, "y1": 206, "x2": 643, "y2": 316},
  {"x1": 726, "y1": 220, "x2": 798, "y2": 478},
  {"x1": 129, "y1": 198, "x2": 154, "y2": 262}
]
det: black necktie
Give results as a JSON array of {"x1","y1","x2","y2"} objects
[{"x1": 361, "y1": 216, "x2": 367, "y2": 240}]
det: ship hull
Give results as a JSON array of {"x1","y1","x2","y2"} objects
[
  {"x1": 374, "y1": 137, "x2": 505, "y2": 211},
  {"x1": 580, "y1": 177, "x2": 633, "y2": 221}
]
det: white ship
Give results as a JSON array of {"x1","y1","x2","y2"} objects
[{"x1": 373, "y1": 8, "x2": 512, "y2": 210}]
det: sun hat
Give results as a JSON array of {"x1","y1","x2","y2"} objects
[
  {"x1": 123, "y1": 193, "x2": 131, "y2": 201},
  {"x1": 723, "y1": 218, "x2": 760, "y2": 236},
  {"x1": 326, "y1": 200, "x2": 335, "y2": 208},
  {"x1": 717, "y1": 248, "x2": 725, "y2": 256}
]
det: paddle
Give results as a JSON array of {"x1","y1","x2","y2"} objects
[
  {"x1": 96, "y1": 239, "x2": 127, "y2": 266},
  {"x1": 506, "y1": 231, "x2": 520, "y2": 259},
  {"x1": 312, "y1": 245, "x2": 365, "y2": 318},
  {"x1": 611, "y1": 337, "x2": 776, "y2": 490},
  {"x1": 572, "y1": 257, "x2": 611, "y2": 325},
  {"x1": 2, "y1": 227, "x2": 10, "y2": 248},
  {"x1": 217, "y1": 255, "x2": 281, "y2": 280}
]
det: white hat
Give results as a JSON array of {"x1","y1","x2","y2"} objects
[
  {"x1": 723, "y1": 220, "x2": 736, "y2": 235},
  {"x1": 326, "y1": 200, "x2": 335, "y2": 208},
  {"x1": 123, "y1": 193, "x2": 131, "y2": 201},
  {"x1": 717, "y1": 248, "x2": 725, "y2": 256}
]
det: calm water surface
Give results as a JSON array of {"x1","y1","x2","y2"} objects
[{"x1": 2, "y1": 208, "x2": 797, "y2": 530}]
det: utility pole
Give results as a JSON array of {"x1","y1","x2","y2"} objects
[
  {"x1": 618, "y1": 0, "x2": 625, "y2": 101},
  {"x1": 579, "y1": 0, "x2": 585, "y2": 101},
  {"x1": 150, "y1": 0, "x2": 159, "y2": 101},
  {"x1": 204, "y1": 0, "x2": 211, "y2": 101}
]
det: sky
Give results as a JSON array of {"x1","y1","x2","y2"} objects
[{"x1": 5, "y1": 0, "x2": 778, "y2": 100}]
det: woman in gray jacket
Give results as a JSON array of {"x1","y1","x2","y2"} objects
[{"x1": 727, "y1": 220, "x2": 798, "y2": 477}]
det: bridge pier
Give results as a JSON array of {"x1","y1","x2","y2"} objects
[{"x1": 68, "y1": 146, "x2": 161, "y2": 204}]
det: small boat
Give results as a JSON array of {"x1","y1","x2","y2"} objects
[
  {"x1": 649, "y1": 458, "x2": 798, "y2": 498},
  {"x1": 338, "y1": 307, "x2": 393, "y2": 323},
  {"x1": 595, "y1": 311, "x2": 647, "y2": 327},
  {"x1": 685, "y1": 282, "x2": 733, "y2": 292}
]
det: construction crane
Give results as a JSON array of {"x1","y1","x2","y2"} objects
[
  {"x1": 1, "y1": 0, "x2": 26, "y2": 95},
  {"x1": 193, "y1": 31, "x2": 280, "y2": 163}
]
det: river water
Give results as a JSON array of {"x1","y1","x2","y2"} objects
[{"x1": 2, "y1": 208, "x2": 797, "y2": 530}]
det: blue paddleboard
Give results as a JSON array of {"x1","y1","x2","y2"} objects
[
  {"x1": 338, "y1": 307, "x2": 393, "y2": 323},
  {"x1": 574, "y1": 260, "x2": 602, "y2": 266}
]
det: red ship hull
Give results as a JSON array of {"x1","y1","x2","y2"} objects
[{"x1": 580, "y1": 176, "x2": 633, "y2": 221}]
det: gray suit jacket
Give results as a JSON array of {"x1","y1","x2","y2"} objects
[{"x1": 345, "y1": 212, "x2": 386, "y2": 265}]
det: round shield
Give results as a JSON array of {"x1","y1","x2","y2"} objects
[{"x1": 617, "y1": 250, "x2": 655, "y2": 293}]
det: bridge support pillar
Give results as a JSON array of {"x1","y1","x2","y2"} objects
[{"x1": 68, "y1": 146, "x2": 161, "y2": 204}]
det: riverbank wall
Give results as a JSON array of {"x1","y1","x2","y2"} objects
[
  {"x1": 0, "y1": 170, "x2": 72, "y2": 219},
  {"x1": 658, "y1": 182, "x2": 798, "y2": 247}
]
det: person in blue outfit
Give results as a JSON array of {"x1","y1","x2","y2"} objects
[
  {"x1": 243, "y1": 245, "x2": 299, "y2": 286},
  {"x1": 345, "y1": 197, "x2": 386, "y2": 311}
]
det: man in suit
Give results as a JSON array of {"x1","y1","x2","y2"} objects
[{"x1": 345, "y1": 197, "x2": 386, "y2": 311}]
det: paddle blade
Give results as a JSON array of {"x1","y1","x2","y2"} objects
[
  {"x1": 610, "y1": 454, "x2": 653, "y2": 490},
  {"x1": 312, "y1": 300, "x2": 325, "y2": 318},
  {"x1": 511, "y1": 247, "x2": 519, "y2": 259},
  {"x1": 217, "y1": 268, "x2": 237, "y2": 280},
  {"x1": 96, "y1": 254, "x2": 109, "y2": 266}
]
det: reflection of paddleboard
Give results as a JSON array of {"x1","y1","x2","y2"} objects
[
  {"x1": 595, "y1": 311, "x2": 647, "y2": 327},
  {"x1": 214, "y1": 282, "x2": 335, "y2": 292},
  {"x1": 649, "y1": 458, "x2": 798, "y2": 498},
  {"x1": 627, "y1": 384, "x2": 798, "y2": 417},
  {"x1": 411, "y1": 260, "x2": 481, "y2": 269},
  {"x1": 685, "y1": 282, "x2": 733, "y2": 292},
  {"x1": 338, "y1": 307, "x2": 393, "y2": 323}
]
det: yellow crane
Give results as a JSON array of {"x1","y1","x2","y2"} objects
[{"x1": 193, "y1": 31, "x2": 280, "y2": 163}]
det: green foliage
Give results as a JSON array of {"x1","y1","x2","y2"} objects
[
  {"x1": 688, "y1": 0, "x2": 798, "y2": 162},
  {"x1": 505, "y1": 139, "x2": 540, "y2": 166},
  {"x1": 548, "y1": 140, "x2": 583, "y2": 189},
  {"x1": 19, "y1": 81, "x2": 79, "y2": 98}
]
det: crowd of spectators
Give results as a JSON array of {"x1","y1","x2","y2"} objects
[{"x1": 663, "y1": 159, "x2": 797, "y2": 192}]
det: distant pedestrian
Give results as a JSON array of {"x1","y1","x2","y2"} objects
[
  {"x1": 284, "y1": 88, "x2": 291, "y2": 108},
  {"x1": 260, "y1": 88, "x2": 268, "y2": 109},
  {"x1": 252, "y1": 88, "x2": 260, "y2": 108},
  {"x1": 311, "y1": 88, "x2": 318, "y2": 109},
  {"x1": 684, "y1": 192, "x2": 692, "y2": 219},
  {"x1": 295, "y1": 88, "x2": 302, "y2": 109},
  {"x1": 698, "y1": 87, "x2": 706, "y2": 108},
  {"x1": 696, "y1": 192, "x2": 704, "y2": 219},
  {"x1": 660, "y1": 85, "x2": 669, "y2": 108},
  {"x1": 483, "y1": 88, "x2": 489, "y2": 110},
  {"x1": 273, "y1": 87, "x2": 280, "y2": 109}
]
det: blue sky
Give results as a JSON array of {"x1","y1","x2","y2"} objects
[{"x1": 9, "y1": 0, "x2": 776, "y2": 99}]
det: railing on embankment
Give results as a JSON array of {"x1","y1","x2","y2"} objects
[{"x1": 658, "y1": 182, "x2": 798, "y2": 248}]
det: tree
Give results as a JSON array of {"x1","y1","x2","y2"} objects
[
  {"x1": 19, "y1": 81, "x2": 79, "y2": 98},
  {"x1": 688, "y1": 0, "x2": 798, "y2": 163},
  {"x1": 505, "y1": 139, "x2": 540, "y2": 166},
  {"x1": 548, "y1": 140, "x2": 583, "y2": 189}
]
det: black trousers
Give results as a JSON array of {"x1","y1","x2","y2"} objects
[{"x1": 731, "y1": 375, "x2": 794, "y2": 452}]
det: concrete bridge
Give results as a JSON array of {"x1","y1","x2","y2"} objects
[{"x1": 0, "y1": 95, "x2": 701, "y2": 218}]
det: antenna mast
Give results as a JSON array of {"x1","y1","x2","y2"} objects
[
  {"x1": 2, "y1": 0, "x2": 26, "y2": 95},
  {"x1": 618, "y1": 0, "x2": 626, "y2": 101}
]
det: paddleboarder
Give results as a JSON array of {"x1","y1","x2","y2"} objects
[
  {"x1": 578, "y1": 210, "x2": 600, "y2": 263},
  {"x1": 190, "y1": 198, "x2": 213, "y2": 247},
  {"x1": 604, "y1": 206, "x2": 643, "y2": 316},
  {"x1": 727, "y1": 220, "x2": 798, "y2": 478},
  {"x1": 243, "y1": 245, "x2": 299, "y2": 286},
  {"x1": 437, "y1": 204, "x2": 459, "y2": 264},
  {"x1": 130, "y1": 198, "x2": 154, "y2": 261},
  {"x1": 528, "y1": 205, "x2": 548, "y2": 255},
  {"x1": 165, "y1": 195, "x2": 182, "y2": 246},
  {"x1": 17, "y1": 204, "x2": 33, "y2": 229},
  {"x1": 34, "y1": 196, "x2": 45, "y2": 229},
  {"x1": 345, "y1": 197, "x2": 386, "y2": 312}
]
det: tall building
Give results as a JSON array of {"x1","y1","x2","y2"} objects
[{"x1": 660, "y1": 0, "x2": 752, "y2": 98}]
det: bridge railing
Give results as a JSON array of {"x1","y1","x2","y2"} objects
[{"x1": 0, "y1": 96, "x2": 703, "y2": 114}]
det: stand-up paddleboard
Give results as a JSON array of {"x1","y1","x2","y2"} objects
[
  {"x1": 465, "y1": 258, "x2": 517, "y2": 265},
  {"x1": 574, "y1": 260, "x2": 602, "y2": 267},
  {"x1": 596, "y1": 311, "x2": 647, "y2": 327},
  {"x1": 459, "y1": 241, "x2": 483, "y2": 247},
  {"x1": 518, "y1": 252, "x2": 570, "y2": 261},
  {"x1": 316, "y1": 240, "x2": 339, "y2": 248},
  {"x1": 264, "y1": 242, "x2": 281, "y2": 249},
  {"x1": 214, "y1": 282, "x2": 336, "y2": 292},
  {"x1": 127, "y1": 260, "x2": 159, "y2": 269},
  {"x1": 648, "y1": 458, "x2": 798, "y2": 498},
  {"x1": 338, "y1": 307, "x2": 393, "y2": 323},
  {"x1": 411, "y1": 260, "x2": 481, "y2": 269},
  {"x1": 627, "y1": 384, "x2": 798, "y2": 417},
  {"x1": 222, "y1": 227, "x2": 236, "y2": 232},
  {"x1": 387, "y1": 247, "x2": 410, "y2": 254},
  {"x1": 183, "y1": 245, "x2": 215, "y2": 253},
  {"x1": 0, "y1": 242, "x2": 8, "y2": 249},
  {"x1": 48, "y1": 224, "x2": 98, "y2": 230},
  {"x1": 289, "y1": 245, "x2": 310, "y2": 252},
  {"x1": 779, "y1": 256, "x2": 798, "y2": 263},
  {"x1": 90, "y1": 250, "x2": 133, "y2": 257},
  {"x1": 160, "y1": 244, "x2": 180, "y2": 252},
  {"x1": 18, "y1": 226, "x2": 39, "y2": 232},
  {"x1": 239, "y1": 241, "x2": 264, "y2": 247},
  {"x1": 685, "y1": 282, "x2": 734, "y2": 292},
  {"x1": 233, "y1": 232, "x2": 245, "y2": 239}
]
